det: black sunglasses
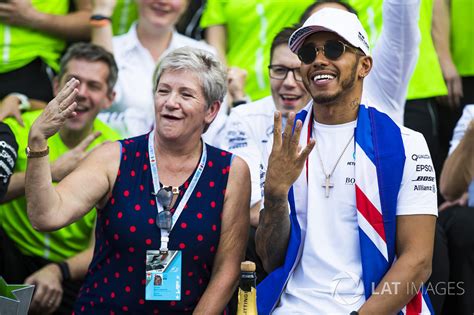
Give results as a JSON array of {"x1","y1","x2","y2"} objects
[{"x1": 297, "y1": 40, "x2": 361, "y2": 64}]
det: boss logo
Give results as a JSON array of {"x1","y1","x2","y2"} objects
[
  {"x1": 345, "y1": 177, "x2": 355, "y2": 185},
  {"x1": 412, "y1": 176, "x2": 435, "y2": 182}
]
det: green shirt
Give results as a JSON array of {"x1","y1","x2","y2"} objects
[
  {"x1": 451, "y1": 0, "x2": 474, "y2": 76},
  {"x1": 111, "y1": 0, "x2": 138, "y2": 35},
  {"x1": 0, "y1": 0, "x2": 68, "y2": 73},
  {"x1": 0, "y1": 111, "x2": 120, "y2": 262},
  {"x1": 406, "y1": 0, "x2": 448, "y2": 100},
  {"x1": 347, "y1": 0, "x2": 383, "y2": 47},
  {"x1": 200, "y1": 0, "x2": 313, "y2": 101}
]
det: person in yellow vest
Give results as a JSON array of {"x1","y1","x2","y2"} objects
[
  {"x1": 0, "y1": 0, "x2": 92, "y2": 103},
  {"x1": 449, "y1": 0, "x2": 474, "y2": 107},
  {"x1": 0, "y1": 43, "x2": 120, "y2": 314},
  {"x1": 404, "y1": 0, "x2": 449, "y2": 185}
]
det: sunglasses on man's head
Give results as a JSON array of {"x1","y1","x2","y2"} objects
[{"x1": 297, "y1": 40, "x2": 361, "y2": 65}]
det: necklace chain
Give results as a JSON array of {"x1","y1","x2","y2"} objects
[{"x1": 315, "y1": 132, "x2": 354, "y2": 197}]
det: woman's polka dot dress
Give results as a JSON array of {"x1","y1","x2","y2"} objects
[{"x1": 73, "y1": 134, "x2": 232, "y2": 314}]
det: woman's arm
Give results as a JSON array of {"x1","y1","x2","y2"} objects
[
  {"x1": 193, "y1": 156, "x2": 250, "y2": 315},
  {"x1": 90, "y1": 0, "x2": 116, "y2": 53},
  {"x1": 204, "y1": 25, "x2": 228, "y2": 64},
  {"x1": 25, "y1": 79, "x2": 120, "y2": 231}
]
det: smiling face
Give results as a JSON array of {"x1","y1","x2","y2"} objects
[
  {"x1": 55, "y1": 58, "x2": 114, "y2": 132},
  {"x1": 137, "y1": 0, "x2": 188, "y2": 29},
  {"x1": 270, "y1": 44, "x2": 311, "y2": 116},
  {"x1": 300, "y1": 32, "x2": 367, "y2": 107},
  {"x1": 154, "y1": 69, "x2": 219, "y2": 142}
]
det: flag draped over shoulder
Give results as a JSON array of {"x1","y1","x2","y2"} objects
[{"x1": 257, "y1": 103, "x2": 433, "y2": 315}]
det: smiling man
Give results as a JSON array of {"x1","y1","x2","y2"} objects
[
  {"x1": 256, "y1": 8, "x2": 437, "y2": 315},
  {"x1": 0, "y1": 43, "x2": 120, "y2": 314}
]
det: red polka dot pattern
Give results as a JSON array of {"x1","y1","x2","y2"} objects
[{"x1": 74, "y1": 136, "x2": 231, "y2": 313}]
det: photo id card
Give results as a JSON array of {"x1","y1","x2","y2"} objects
[{"x1": 145, "y1": 250, "x2": 182, "y2": 301}]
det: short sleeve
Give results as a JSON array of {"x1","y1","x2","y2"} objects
[
  {"x1": 0, "y1": 122, "x2": 18, "y2": 201},
  {"x1": 449, "y1": 105, "x2": 474, "y2": 155},
  {"x1": 223, "y1": 109, "x2": 263, "y2": 206},
  {"x1": 200, "y1": 0, "x2": 227, "y2": 28},
  {"x1": 396, "y1": 128, "x2": 438, "y2": 216}
]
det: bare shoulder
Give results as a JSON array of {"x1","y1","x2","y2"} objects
[{"x1": 228, "y1": 155, "x2": 250, "y2": 183}]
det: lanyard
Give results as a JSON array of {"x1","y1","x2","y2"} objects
[{"x1": 148, "y1": 131, "x2": 207, "y2": 252}]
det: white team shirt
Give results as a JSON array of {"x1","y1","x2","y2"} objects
[
  {"x1": 223, "y1": 0, "x2": 421, "y2": 206},
  {"x1": 273, "y1": 119, "x2": 438, "y2": 314},
  {"x1": 448, "y1": 104, "x2": 474, "y2": 206},
  {"x1": 449, "y1": 105, "x2": 474, "y2": 154}
]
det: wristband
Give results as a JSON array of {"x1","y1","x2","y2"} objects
[
  {"x1": 54, "y1": 261, "x2": 71, "y2": 282},
  {"x1": 90, "y1": 14, "x2": 111, "y2": 27},
  {"x1": 25, "y1": 146, "x2": 49, "y2": 158},
  {"x1": 349, "y1": 312, "x2": 359, "y2": 315}
]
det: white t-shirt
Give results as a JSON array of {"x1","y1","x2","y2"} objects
[
  {"x1": 222, "y1": 0, "x2": 421, "y2": 206},
  {"x1": 448, "y1": 104, "x2": 474, "y2": 206},
  {"x1": 273, "y1": 120, "x2": 438, "y2": 314},
  {"x1": 98, "y1": 23, "x2": 217, "y2": 137},
  {"x1": 449, "y1": 105, "x2": 474, "y2": 154}
]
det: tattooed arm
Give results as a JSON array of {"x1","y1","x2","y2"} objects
[
  {"x1": 256, "y1": 194, "x2": 291, "y2": 273},
  {"x1": 256, "y1": 112, "x2": 314, "y2": 273}
]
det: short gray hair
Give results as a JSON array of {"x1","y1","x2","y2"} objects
[{"x1": 154, "y1": 47, "x2": 227, "y2": 107}]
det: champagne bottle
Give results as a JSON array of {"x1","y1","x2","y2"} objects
[{"x1": 237, "y1": 261, "x2": 258, "y2": 315}]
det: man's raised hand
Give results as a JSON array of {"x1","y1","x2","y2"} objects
[{"x1": 265, "y1": 111, "x2": 315, "y2": 197}]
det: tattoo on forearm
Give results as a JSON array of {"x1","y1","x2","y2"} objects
[{"x1": 257, "y1": 195, "x2": 291, "y2": 271}]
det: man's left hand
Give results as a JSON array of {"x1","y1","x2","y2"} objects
[
  {"x1": 25, "y1": 263, "x2": 63, "y2": 314},
  {"x1": 0, "y1": 0, "x2": 37, "y2": 28}
]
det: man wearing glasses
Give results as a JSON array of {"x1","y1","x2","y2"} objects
[
  {"x1": 223, "y1": 0, "x2": 421, "y2": 228},
  {"x1": 256, "y1": 7, "x2": 437, "y2": 315}
]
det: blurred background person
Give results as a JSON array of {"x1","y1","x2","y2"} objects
[
  {"x1": 91, "y1": 0, "x2": 216, "y2": 137},
  {"x1": 0, "y1": 0, "x2": 92, "y2": 102},
  {"x1": 0, "y1": 43, "x2": 120, "y2": 315},
  {"x1": 438, "y1": 104, "x2": 473, "y2": 314},
  {"x1": 200, "y1": 0, "x2": 313, "y2": 102}
]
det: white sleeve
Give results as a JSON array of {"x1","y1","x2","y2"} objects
[
  {"x1": 448, "y1": 105, "x2": 474, "y2": 155},
  {"x1": 396, "y1": 129, "x2": 438, "y2": 216},
  {"x1": 363, "y1": 0, "x2": 421, "y2": 125},
  {"x1": 223, "y1": 109, "x2": 263, "y2": 207}
]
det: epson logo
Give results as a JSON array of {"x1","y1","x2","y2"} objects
[{"x1": 416, "y1": 165, "x2": 433, "y2": 172}]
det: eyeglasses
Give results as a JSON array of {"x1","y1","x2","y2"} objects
[
  {"x1": 154, "y1": 186, "x2": 179, "y2": 230},
  {"x1": 268, "y1": 65, "x2": 303, "y2": 82},
  {"x1": 297, "y1": 40, "x2": 362, "y2": 65}
]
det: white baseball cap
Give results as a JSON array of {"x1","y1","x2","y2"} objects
[{"x1": 289, "y1": 8, "x2": 370, "y2": 56}]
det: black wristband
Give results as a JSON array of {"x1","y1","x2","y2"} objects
[
  {"x1": 90, "y1": 14, "x2": 112, "y2": 21},
  {"x1": 349, "y1": 311, "x2": 359, "y2": 315},
  {"x1": 232, "y1": 100, "x2": 247, "y2": 107},
  {"x1": 55, "y1": 261, "x2": 71, "y2": 282}
]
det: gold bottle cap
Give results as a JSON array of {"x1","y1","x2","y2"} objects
[{"x1": 240, "y1": 261, "x2": 256, "y2": 272}]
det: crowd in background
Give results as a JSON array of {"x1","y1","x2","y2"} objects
[{"x1": 0, "y1": 0, "x2": 473, "y2": 314}]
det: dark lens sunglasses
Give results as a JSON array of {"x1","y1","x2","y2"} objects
[{"x1": 297, "y1": 40, "x2": 360, "y2": 64}]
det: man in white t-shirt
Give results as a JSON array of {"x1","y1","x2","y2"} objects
[
  {"x1": 223, "y1": 0, "x2": 421, "y2": 226},
  {"x1": 256, "y1": 8, "x2": 437, "y2": 314}
]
